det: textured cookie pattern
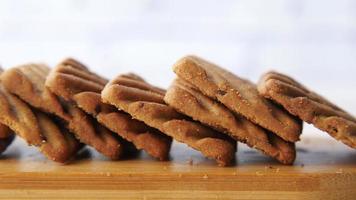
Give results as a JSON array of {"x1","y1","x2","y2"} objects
[
  {"x1": 0, "y1": 84, "x2": 80, "y2": 163},
  {"x1": 102, "y1": 74, "x2": 236, "y2": 166},
  {"x1": 173, "y1": 55, "x2": 302, "y2": 142},
  {"x1": 165, "y1": 78, "x2": 296, "y2": 164},
  {"x1": 258, "y1": 71, "x2": 356, "y2": 149},
  {"x1": 2, "y1": 63, "x2": 128, "y2": 160},
  {"x1": 44, "y1": 59, "x2": 172, "y2": 160}
]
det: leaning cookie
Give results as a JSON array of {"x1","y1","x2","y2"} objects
[
  {"x1": 258, "y1": 71, "x2": 356, "y2": 149},
  {"x1": 1, "y1": 63, "x2": 130, "y2": 160},
  {"x1": 44, "y1": 58, "x2": 172, "y2": 160},
  {"x1": 102, "y1": 74, "x2": 236, "y2": 167},
  {"x1": 0, "y1": 84, "x2": 80, "y2": 163},
  {"x1": 165, "y1": 78, "x2": 296, "y2": 164},
  {"x1": 173, "y1": 55, "x2": 302, "y2": 142},
  {"x1": 0, "y1": 68, "x2": 15, "y2": 155}
]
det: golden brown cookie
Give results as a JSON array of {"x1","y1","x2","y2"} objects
[
  {"x1": 165, "y1": 78, "x2": 296, "y2": 164},
  {"x1": 173, "y1": 55, "x2": 302, "y2": 142},
  {"x1": 1, "y1": 63, "x2": 129, "y2": 160},
  {"x1": 102, "y1": 74, "x2": 236, "y2": 166},
  {"x1": 44, "y1": 58, "x2": 172, "y2": 160},
  {"x1": 0, "y1": 84, "x2": 80, "y2": 163},
  {"x1": 258, "y1": 71, "x2": 356, "y2": 149},
  {"x1": 0, "y1": 68, "x2": 18, "y2": 155}
]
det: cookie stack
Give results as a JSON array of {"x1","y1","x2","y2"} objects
[
  {"x1": 101, "y1": 70, "x2": 236, "y2": 166},
  {"x1": 0, "y1": 60, "x2": 172, "y2": 163},
  {"x1": 0, "y1": 65, "x2": 82, "y2": 162},
  {"x1": 164, "y1": 56, "x2": 302, "y2": 166},
  {"x1": 0, "y1": 55, "x2": 354, "y2": 166}
]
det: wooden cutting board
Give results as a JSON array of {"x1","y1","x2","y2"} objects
[{"x1": 0, "y1": 136, "x2": 355, "y2": 200}]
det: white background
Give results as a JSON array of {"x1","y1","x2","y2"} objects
[{"x1": 1, "y1": 0, "x2": 356, "y2": 138}]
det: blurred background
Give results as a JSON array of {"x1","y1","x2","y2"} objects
[{"x1": 1, "y1": 0, "x2": 355, "y2": 138}]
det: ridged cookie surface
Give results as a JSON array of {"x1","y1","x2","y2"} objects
[
  {"x1": 2, "y1": 63, "x2": 128, "y2": 160},
  {"x1": 258, "y1": 71, "x2": 356, "y2": 149},
  {"x1": 173, "y1": 55, "x2": 302, "y2": 142},
  {"x1": 44, "y1": 59, "x2": 171, "y2": 160},
  {"x1": 0, "y1": 84, "x2": 80, "y2": 163},
  {"x1": 102, "y1": 74, "x2": 236, "y2": 166},
  {"x1": 165, "y1": 78, "x2": 296, "y2": 164}
]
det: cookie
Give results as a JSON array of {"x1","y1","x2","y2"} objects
[
  {"x1": 164, "y1": 78, "x2": 296, "y2": 164},
  {"x1": 172, "y1": 55, "x2": 302, "y2": 142},
  {"x1": 258, "y1": 71, "x2": 356, "y2": 149},
  {"x1": 0, "y1": 69, "x2": 18, "y2": 155},
  {"x1": 0, "y1": 111, "x2": 14, "y2": 155},
  {"x1": 44, "y1": 58, "x2": 172, "y2": 160},
  {"x1": 102, "y1": 74, "x2": 236, "y2": 166},
  {"x1": 0, "y1": 84, "x2": 80, "y2": 163},
  {"x1": 1, "y1": 63, "x2": 129, "y2": 160}
]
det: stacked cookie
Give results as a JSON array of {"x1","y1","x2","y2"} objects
[
  {"x1": 0, "y1": 60, "x2": 172, "y2": 163},
  {"x1": 0, "y1": 55, "x2": 354, "y2": 166},
  {"x1": 0, "y1": 65, "x2": 82, "y2": 162},
  {"x1": 258, "y1": 71, "x2": 356, "y2": 149},
  {"x1": 101, "y1": 71, "x2": 236, "y2": 166},
  {"x1": 164, "y1": 56, "x2": 301, "y2": 165},
  {"x1": 45, "y1": 59, "x2": 172, "y2": 160}
]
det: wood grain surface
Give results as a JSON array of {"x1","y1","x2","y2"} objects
[{"x1": 0, "y1": 136, "x2": 355, "y2": 200}]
